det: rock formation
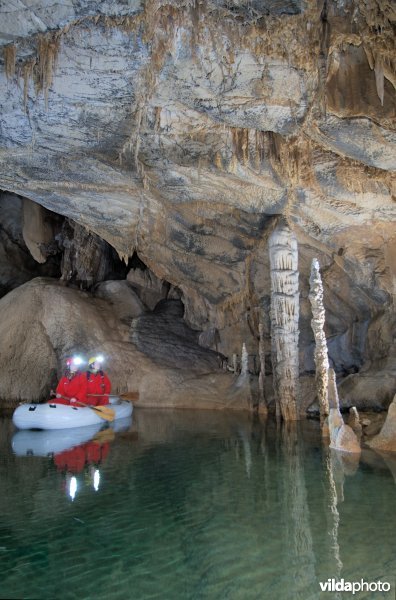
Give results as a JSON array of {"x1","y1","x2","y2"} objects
[
  {"x1": 367, "y1": 394, "x2": 396, "y2": 452},
  {"x1": 328, "y1": 369, "x2": 361, "y2": 454},
  {"x1": 308, "y1": 258, "x2": 329, "y2": 422},
  {"x1": 0, "y1": 277, "x2": 250, "y2": 410},
  {"x1": 0, "y1": 0, "x2": 395, "y2": 410},
  {"x1": 269, "y1": 221, "x2": 300, "y2": 420}
]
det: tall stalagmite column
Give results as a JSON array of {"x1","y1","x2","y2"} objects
[
  {"x1": 308, "y1": 258, "x2": 330, "y2": 422},
  {"x1": 269, "y1": 221, "x2": 300, "y2": 420}
]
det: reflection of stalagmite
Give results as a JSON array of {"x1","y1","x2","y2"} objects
[
  {"x1": 324, "y1": 449, "x2": 343, "y2": 587},
  {"x1": 258, "y1": 321, "x2": 266, "y2": 408},
  {"x1": 238, "y1": 425, "x2": 252, "y2": 479},
  {"x1": 269, "y1": 222, "x2": 300, "y2": 421},
  {"x1": 328, "y1": 369, "x2": 361, "y2": 454},
  {"x1": 280, "y1": 423, "x2": 317, "y2": 599},
  {"x1": 308, "y1": 258, "x2": 329, "y2": 423},
  {"x1": 323, "y1": 446, "x2": 360, "y2": 592}
]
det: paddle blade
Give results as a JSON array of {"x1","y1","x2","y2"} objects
[
  {"x1": 120, "y1": 392, "x2": 139, "y2": 403},
  {"x1": 93, "y1": 428, "x2": 115, "y2": 443},
  {"x1": 92, "y1": 405, "x2": 115, "y2": 422}
]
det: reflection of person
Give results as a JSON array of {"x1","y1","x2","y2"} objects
[
  {"x1": 55, "y1": 438, "x2": 110, "y2": 499},
  {"x1": 54, "y1": 441, "x2": 110, "y2": 473},
  {"x1": 51, "y1": 357, "x2": 87, "y2": 405},
  {"x1": 86, "y1": 356, "x2": 111, "y2": 406}
]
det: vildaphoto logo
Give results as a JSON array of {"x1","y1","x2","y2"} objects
[{"x1": 319, "y1": 578, "x2": 392, "y2": 594}]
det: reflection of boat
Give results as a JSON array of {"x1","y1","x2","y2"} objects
[
  {"x1": 12, "y1": 423, "x2": 104, "y2": 456},
  {"x1": 12, "y1": 399, "x2": 133, "y2": 430},
  {"x1": 111, "y1": 416, "x2": 133, "y2": 433},
  {"x1": 12, "y1": 415, "x2": 133, "y2": 456}
]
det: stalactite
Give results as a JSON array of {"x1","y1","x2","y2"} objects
[
  {"x1": 35, "y1": 33, "x2": 60, "y2": 105},
  {"x1": 269, "y1": 221, "x2": 300, "y2": 421},
  {"x1": 3, "y1": 44, "x2": 16, "y2": 79},
  {"x1": 22, "y1": 60, "x2": 35, "y2": 111},
  {"x1": 308, "y1": 258, "x2": 330, "y2": 426}
]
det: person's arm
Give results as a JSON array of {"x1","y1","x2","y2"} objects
[{"x1": 56, "y1": 378, "x2": 65, "y2": 398}]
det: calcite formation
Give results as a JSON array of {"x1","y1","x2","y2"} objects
[
  {"x1": 309, "y1": 258, "x2": 330, "y2": 421},
  {"x1": 0, "y1": 0, "x2": 395, "y2": 409}
]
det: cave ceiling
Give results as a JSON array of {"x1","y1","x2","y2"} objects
[{"x1": 0, "y1": 0, "x2": 395, "y2": 335}]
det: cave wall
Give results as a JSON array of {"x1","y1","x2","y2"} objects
[{"x1": 0, "y1": 0, "x2": 395, "y2": 399}]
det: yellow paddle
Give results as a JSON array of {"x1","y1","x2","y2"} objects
[
  {"x1": 55, "y1": 395, "x2": 115, "y2": 422},
  {"x1": 93, "y1": 428, "x2": 116, "y2": 443}
]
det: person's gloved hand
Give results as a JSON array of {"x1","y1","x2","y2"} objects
[
  {"x1": 56, "y1": 394, "x2": 61, "y2": 399},
  {"x1": 70, "y1": 397, "x2": 78, "y2": 404}
]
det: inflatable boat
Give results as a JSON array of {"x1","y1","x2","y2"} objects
[{"x1": 12, "y1": 398, "x2": 133, "y2": 430}]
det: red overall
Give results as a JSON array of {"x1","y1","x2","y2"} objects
[
  {"x1": 85, "y1": 371, "x2": 111, "y2": 406},
  {"x1": 53, "y1": 373, "x2": 88, "y2": 405}
]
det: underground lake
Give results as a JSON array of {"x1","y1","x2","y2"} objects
[{"x1": 1, "y1": 409, "x2": 395, "y2": 600}]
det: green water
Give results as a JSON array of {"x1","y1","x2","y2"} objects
[{"x1": 0, "y1": 409, "x2": 395, "y2": 600}]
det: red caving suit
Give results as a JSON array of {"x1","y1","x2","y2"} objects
[
  {"x1": 54, "y1": 373, "x2": 88, "y2": 405},
  {"x1": 85, "y1": 370, "x2": 111, "y2": 406}
]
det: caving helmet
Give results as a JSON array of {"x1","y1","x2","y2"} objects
[
  {"x1": 66, "y1": 356, "x2": 84, "y2": 373},
  {"x1": 88, "y1": 355, "x2": 104, "y2": 372}
]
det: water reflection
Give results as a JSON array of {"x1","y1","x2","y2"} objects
[
  {"x1": 11, "y1": 417, "x2": 132, "y2": 501},
  {"x1": 1, "y1": 411, "x2": 395, "y2": 599}
]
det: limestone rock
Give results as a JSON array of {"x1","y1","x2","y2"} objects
[
  {"x1": 338, "y1": 371, "x2": 396, "y2": 411},
  {"x1": 130, "y1": 299, "x2": 225, "y2": 371},
  {"x1": 127, "y1": 266, "x2": 169, "y2": 310},
  {"x1": 347, "y1": 407, "x2": 362, "y2": 440},
  {"x1": 367, "y1": 395, "x2": 396, "y2": 452},
  {"x1": 0, "y1": 278, "x2": 240, "y2": 410},
  {"x1": 328, "y1": 369, "x2": 361, "y2": 454},
  {"x1": 0, "y1": 193, "x2": 60, "y2": 297},
  {"x1": 329, "y1": 411, "x2": 362, "y2": 454},
  {"x1": 22, "y1": 198, "x2": 60, "y2": 264},
  {"x1": 94, "y1": 280, "x2": 146, "y2": 322}
]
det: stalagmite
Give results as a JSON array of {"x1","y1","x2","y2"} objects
[
  {"x1": 241, "y1": 342, "x2": 248, "y2": 377},
  {"x1": 232, "y1": 353, "x2": 238, "y2": 375},
  {"x1": 328, "y1": 369, "x2": 361, "y2": 454},
  {"x1": 269, "y1": 221, "x2": 300, "y2": 421},
  {"x1": 308, "y1": 258, "x2": 330, "y2": 423}
]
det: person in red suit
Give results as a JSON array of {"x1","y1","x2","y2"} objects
[
  {"x1": 52, "y1": 356, "x2": 87, "y2": 405},
  {"x1": 85, "y1": 355, "x2": 111, "y2": 406}
]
